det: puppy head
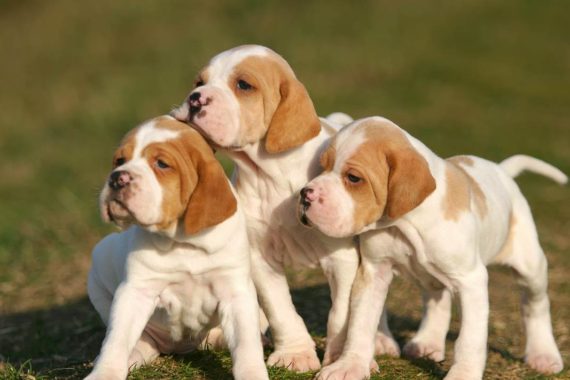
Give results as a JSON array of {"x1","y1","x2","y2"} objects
[
  {"x1": 171, "y1": 45, "x2": 320, "y2": 154},
  {"x1": 100, "y1": 116, "x2": 237, "y2": 235},
  {"x1": 298, "y1": 117, "x2": 436, "y2": 238}
]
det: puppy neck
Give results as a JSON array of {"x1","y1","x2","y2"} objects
[
  {"x1": 227, "y1": 128, "x2": 330, "y2": 189},
  {"x1": 138, "y1": 205, "x2": 242, "y2": 253},
  {"x1": 173, "y1": 205, "x2": 244, "y2": 253}
]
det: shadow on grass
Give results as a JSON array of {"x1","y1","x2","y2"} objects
[
  {"x1": 0, "y1": 283, "x2": 533, "y2": 379},
  {"x1": 0, "y1": 297, "x2": 100, "y2": 378}
]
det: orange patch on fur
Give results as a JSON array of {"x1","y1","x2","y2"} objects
[
  {"x1": 229, "y1": 54, "x2": 320, "y2": 153},
  {"x1": 443, "y1": 159, "x2": 488, "y2": 221},
  {"x1": 144, "y1": 118, "x2": 237, "y2": 234},
  {"x1": 112, "y1": 130, "x2": 137, "y2": 167},
  {"x1": 320, "y1": 144, "x2": 336, "y2": 171},
  {"x1": 442, "y1": 164, "x2": 470, "y2": 221},
  {"x1": 230, "y1": 56, "x2": 282, "y2": 145},
  {"x1": 340, "y1": 119, "x2": 436, "y2": 231}
]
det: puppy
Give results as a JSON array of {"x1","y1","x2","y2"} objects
[
  {"x1": 85, "y1": 116, "x2": 268, "y2": 380},
  {"x1": 300, "y1": 116, "x2": 565, "y2": 380},
  {"x1": 171, "y1": 45, "x2": 399, "y2": 371}
]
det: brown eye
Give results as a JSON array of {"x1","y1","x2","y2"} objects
[
  {"x1": 347, "y1": 173, "x2": 362, "y2": 184},
  {"x1": 237, "y1": 79, "x2": 253, "y2": 90},
  {"x1": 114, "y1": 157, "x2": 125, "y2": 167},
  {"x1": 195, "y1": 79, "x2": 205, "y2": 87},
  {"x1": 156, "y1": 159, "x2": 170, "y2": 169}
]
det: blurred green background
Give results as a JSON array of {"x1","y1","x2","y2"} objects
[{"x1": 0, "y1": 0, "x2": 568, "y2": 379}]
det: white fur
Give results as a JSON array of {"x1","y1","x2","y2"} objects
[
  {"x1": 85, "y1": 120, "x2": 268, "y2": 380},
  {"x1": 172, "y1": 46, "x2": 399, "y2": 371},
  {"x1": 132, "y1": 122, "x2": 180, "y2": 157},
  {"x1": 315, "y1": 117, "x2": 564, "y2": 380},
  {"x1": 500, "y1": 154, "x2": 568, "y2": 184}
]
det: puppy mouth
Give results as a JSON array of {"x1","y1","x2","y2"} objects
[
  {"x1": 106, "y1": 199, "x2": 135, "y2": 225},
  {"x1": 171, "y1": 108, "x2": 244, "y2": 152},
  {"x1": 185, "y1": 122, "x2": 245, "y2": 152},
  {"x1": 298, "y1": 203, "x2": 313, "y2": 228}
]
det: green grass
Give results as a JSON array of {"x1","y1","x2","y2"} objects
[{"x1": 0, "y1": 0, "x2": 569, "y2": 379}]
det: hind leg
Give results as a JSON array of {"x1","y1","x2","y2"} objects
[
  {"x1": 403, "y1": 287, "x2": 451, "y2": 362},
  {"x1": 501, "y1": 203, "x2": 563, "y2": 374}
]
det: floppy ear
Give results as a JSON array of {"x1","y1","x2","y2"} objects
[
  {"x1": 265, "y1": 78, "x2": 321, "y2": 154},
  {"x1": 384, "y1": 148, "x2": 436, "y2": 219},
  {"x1": 183, "y1": 158, "x2": 238, "y2": 235}
]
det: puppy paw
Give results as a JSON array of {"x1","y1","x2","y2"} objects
[
  {"x1": 526, "y1": 352, "x2": 563, "y2": 374},
  {"x1": 322, "y1": 349, "x2": 341, "y2": 367},
  {"x1": 84, "y1": 369, "x2": 125, "y2": 380},
  {"x1": 316, "y1": 357, "x2": 370, "y2": 380},
  {"x1": 403, "y1": 339, "x2": 445, "y2": 362},
  {"x1": 199, "y1": 327, "x2": 227, "y2": 350},
  {"x1": 444, "y1": 364, "x2": 482, "y2": 380},
  {"x1": 234, "y1": 364, "x2": 270, "y2": 380},
  {"x1": 374, "y1": 332, "x2": 400, "y2": 357},
  {"x1": 369, "y1": 359, "x2": 379, "y2": 373},
  {"x1": 267, "y1": 348, "x2": 320, "y2": 372}
]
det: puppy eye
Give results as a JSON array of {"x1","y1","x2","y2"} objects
[
  {"x1": 347, "y1": 173, "x2": 362, "y2": 184},
  {"x1": 156, "y1": 159, "x2": 170, "y2": 169},
  {"x1": 114, "y1": 157, "x2": 125, "y2": 167},
  {"x1": 195, "y1": 79, "x2": 205, "y2": 87},
  {"x1": 237, "y1": 79, "x2": 253, "y2": 91}
]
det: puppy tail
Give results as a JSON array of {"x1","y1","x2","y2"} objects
[
  {"x1": 500, "y1": 155, "x2": 568, "y2": 185},
  {"x1": 325, "y1": 112, "x2": 354, "y2": 127}
]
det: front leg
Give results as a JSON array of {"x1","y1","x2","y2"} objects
[
  {"x1": 319, "y1": 247, "x2": 359, "y2": 366},
  {"x1": 219, "y1": 280, "x2": 269, "y2": 380},
  {"x1": 445, "y1": 266, "x2": 489, "y2": 380},
  {"x1": 250, "y1": 249, "x2": 320, "y2": 372},
  {"x1": 317, "y1": 260, "x2": 394, "y2": 380},
  {"x1": 85, "y1": 282, "x2": 158, "y2": 380},
  {"x1": 321, "y1": 244, "x2": 399, "y2": 366}
]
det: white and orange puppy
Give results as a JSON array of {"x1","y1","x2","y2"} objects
[
  {"x1": 301, "y1": 116, "x2": 565, "y2": 380},
  {"x1": 85, "y1": 116, "x2": 268, "y2": 380},
  {"x1": 172, "y1": 45, "x2": 399, "y2": 371}
]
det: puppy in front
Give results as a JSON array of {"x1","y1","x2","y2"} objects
[
  {"x1": 85, "y1": 116, "x2": 268, "y2": 380},
  {"x1": 171, "y1": 45, "x2": 398, "y2": 371},
  {"x1": 301, "y1": 117, "x2": 565, "y2": 380}
]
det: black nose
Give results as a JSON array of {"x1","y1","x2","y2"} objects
[
  {"x1": 188, "y1": 92, "x2": 202, "y2": 115},
  {"x1": 300, "y1": 187, "x2": 313, "y2": 207},
  {"x1": 109, "y1": 170, "x2": 131, "y2": 190}
]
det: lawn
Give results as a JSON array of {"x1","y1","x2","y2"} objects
[{"x1": 0, "y1": 0, "x2": 568, "y2": 379}]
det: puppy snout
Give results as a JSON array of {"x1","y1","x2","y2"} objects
[
  {"x1": 300, "y1": 186, "x2": 316, "y2": 206},
  {"x1": 188, "y1": 92, "x2": 203, "y2": 115},
  {"x1": 109, "y1": 170, "x2": 132, "y2": 190}
]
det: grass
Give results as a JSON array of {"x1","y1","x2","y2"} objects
[{"x1": 0, "y1": 0, "x2": 568, "y2": 378}]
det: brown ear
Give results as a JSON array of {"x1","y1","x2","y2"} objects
[
  {"x1": 183, "y1": 158, "x2": 238, "y2": 235},
  {"x1": 265, "y1": 78, "x2": 321, "y2": 154},
  {"x1": 385, "y1": 148, "x2": 436, "y2": 219}
]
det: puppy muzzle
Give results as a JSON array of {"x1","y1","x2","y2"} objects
[{"x1": 298, "y1": 187, "x2": 314, "y2": 227}]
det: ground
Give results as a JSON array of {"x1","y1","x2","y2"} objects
[{"x1": 0, "y1": 0, "x2": 568, "y2": 379}]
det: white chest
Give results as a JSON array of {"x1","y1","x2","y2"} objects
[{"x1": 148, "y1": 276, "x2": 219, "y2": 351}]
